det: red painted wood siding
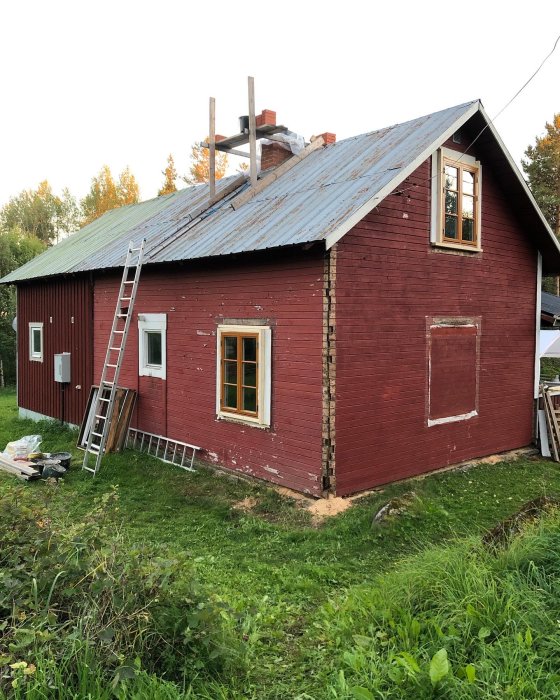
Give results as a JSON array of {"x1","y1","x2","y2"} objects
[
  {"x1": 93, "y1": 252, "x2": 325, "y2": 495},
  {"x1": 334, "y1": 154, "x2": 538, "y2": 495},
  {"x1": 17, "y1": 277, "x2": 93, "y2": 425}
]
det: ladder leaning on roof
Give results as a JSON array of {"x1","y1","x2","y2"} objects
[{"x1": 82, "y1": 239, "x2": 145, "y2": 476}]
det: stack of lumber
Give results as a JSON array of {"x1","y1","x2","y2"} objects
[
  {"x1": 540, "y1": 383, "x2": 560, "y2": 461},
  {"x1": 78, "y1": 385, "x2": 137, "y2": 453},
  {"x1": 0, "y1": 454, "x2": 41, "y2": 481}
]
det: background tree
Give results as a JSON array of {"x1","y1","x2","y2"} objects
[
  {"x1": 0, "y1": 180, "x2": 79, "y2": 244},
  {"x1": 184, "y1": 138, "x2": 228, "y2": 185},
  {"x1": 158, "y1": 154, "x2": 178, "y2": 196},
  {"x1": 0, "y1": 228, "x2": 46, "y2": 385},
  {"x1": 523, "y1": 114, "x2": 560, "y2": 293},
  {"x1": 81, "y1": 165, "x2": 140, "y2": 226}
]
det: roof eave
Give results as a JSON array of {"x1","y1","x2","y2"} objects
[
  {"x1": 476, "y1": 104, "x2": 560, "y2": 274},
  {"x1": 324, "y1": 100, "x2": 481, "y2": 249},
  {"x1": 324, "y1": 101, "x2": 560, "y2": 274}
]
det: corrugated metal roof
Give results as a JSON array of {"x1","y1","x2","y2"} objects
[
  {"x1": 542, "y1": 292, "x2": 560, "y2": 318},
  {"x1": 8, "y1": 99, "x2": 548, "y2": 283}
]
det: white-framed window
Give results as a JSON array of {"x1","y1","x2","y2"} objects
[
  {"x1": 29, "y1": 322, "x2": 43, "y2": 362},
  {"x1": 216, "y1": 324, "x2": 271, "y2": 428},
  {"x1": 431, "y1": 147, "x2": 482, "y2": 251},
  {"x1": 138, "y1": 313, "x2": 166, "y2": 379}
]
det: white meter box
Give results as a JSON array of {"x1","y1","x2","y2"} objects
[{"x1": 54, "y1": 353, "x2": 71, "y2": 383}]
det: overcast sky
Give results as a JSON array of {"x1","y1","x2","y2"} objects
[{"x1": 1, "y1": 0, "x2": 559, "y2": 208}]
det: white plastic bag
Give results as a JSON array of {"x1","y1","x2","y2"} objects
[{"x1": 3, "y1": 434, "x2": 42, "y2": 460}]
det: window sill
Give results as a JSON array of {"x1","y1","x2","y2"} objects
[
  {"x1": 428, "y1": 410, "x2": 478, "y2": 427},
  {"x1": 431, "y1": 241, "x2": 482, "y2": 254},
  {"x1": 139, "y1": 367, "x2": 166, "y2": 379},
  {"x1": 216, "y1": 411, "x2": 269, "y2": 430},
  {"x1": 29, "y1": 356, "x2": 43, "y2": 363}
]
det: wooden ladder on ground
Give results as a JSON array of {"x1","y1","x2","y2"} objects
[{"x1": 82, "y1": 239, "x2": 145, "y2": 476}]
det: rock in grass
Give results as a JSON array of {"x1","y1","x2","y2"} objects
[
  {"x1": 483, "y1": 495, "x2": 560, "y2": 548},
  {"x1": 372, "y1": 491, "x2": 418, "y2": 525}
]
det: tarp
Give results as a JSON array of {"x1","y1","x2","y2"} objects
[{"x1": 540, "y1": 330, "x2": 560, "y2": 358}]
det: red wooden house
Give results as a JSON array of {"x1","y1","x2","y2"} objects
[{"x1": 3, "y1": 100, "x2": 560, "y2": 496}]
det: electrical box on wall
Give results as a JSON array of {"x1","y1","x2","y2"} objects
[{"x1": 54, "y1": 353, "x2": 71, "y2": 383}]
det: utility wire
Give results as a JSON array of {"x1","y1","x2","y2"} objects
[{"x1": 392, "y1": 32, "x2": 560, "y2": 198}]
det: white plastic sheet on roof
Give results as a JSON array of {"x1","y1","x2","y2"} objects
[{"x1": 540, "y1": 330, "x2": 560, "y2": 358}]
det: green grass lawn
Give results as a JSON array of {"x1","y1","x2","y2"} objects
[{"x1": 2, "y1": 387, "x2": 560, "y2": 698}]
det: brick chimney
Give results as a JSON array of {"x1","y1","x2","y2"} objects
[
  {"x1": 256, "y1": 109, "x2": 276, "y2": 128},
  {"x1": 256, "y1": 109, "x2": 293, "y2": 171},
  {"x1": 261, "y1": 141, "x2": 292, "y2": 171},
  {"x1": 319, "y1": 132, "x2": 336, "y2": 145}
]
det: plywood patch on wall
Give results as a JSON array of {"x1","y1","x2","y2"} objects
[{"x1": 426, "y1": 316, "x2": 481, "y2": 427}]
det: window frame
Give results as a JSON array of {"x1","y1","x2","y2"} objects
[
  {"x1": 138, "y1": 313, "x2": 167, "y2": 379},
  {"x1": 216, "y1": 324, "x2": 271, "y2": 428},
  {"x1": 29, "y1": 322, "x2": 44, "y2": 362},
  {"x1": 431, "y1": 147, "x2": 482, "y2": 252}
]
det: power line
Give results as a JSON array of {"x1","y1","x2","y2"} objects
[{"x1": 391, "y1": 32, "x2": 560, "y2": 198}]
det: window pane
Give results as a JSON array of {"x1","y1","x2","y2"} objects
[
  {"x1": 224, "y1": 360, "x2": 237, "y2": 384},
  {"x1": 224, "y1": 384, "x2": 237, "y2": 408},
  {"x1": 445, "y1": 215, "x2": 457, "y2": 239},
  {"x1": 445, "y1": 190, "x2": 457, "y2": 214},
  {"x1": 32, "y1": 329, "x2": 41, "y2": 354},
  {"x1": 147, "y1": 331, "x2": 162, "y2": 366},
  {"x1": 243, "y1": 337, "x2": 257, "y2": 361},
  {"x1": 243, "y1": 387, "x2": 257, "y2": 412},
  {"x1": 224, "y1": 336, "x2": 237, "y2": 360},
  {"x1": 462, "y1": 218, "x2": 474, "y2": 241},
  {"x1": 463, "y1": 170, "x2": 474, "y2": 195},
  {"x1": 462, "y1": 195, "x2": 474, "y2": 218},
  {"x1": 444, "y1": 165, "x2": 458, "y2": 190},
  {"x1": 243, "y1": 362, "x2": 256, "y2": 387}
]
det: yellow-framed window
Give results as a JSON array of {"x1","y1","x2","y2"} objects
[
  {"x1": 442, "y1": 157, "x2": 479, "y2": 246},
  {"x1": 220, "y1": 332, "x2": 259, "y2": 416}
]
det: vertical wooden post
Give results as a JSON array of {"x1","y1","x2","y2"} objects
[
  {"x1": 209, "y1": 96, "x2": 216, "y2": 202},
  {"x1": 248, "y1": 76, "x2": 257, "y2": 187}
]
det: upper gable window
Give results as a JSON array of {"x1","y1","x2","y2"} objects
[{"x1": 431, "y1": 148, "x2": 482, "y2": 252}]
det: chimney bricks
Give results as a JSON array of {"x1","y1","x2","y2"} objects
[
  {"x1": 319, "y1": 132, "x2": 336, "y2": 145},
  {"x1": 256, "y1": 109, "x2": 276, "y2": 128},
  {"x1": 261, "y1": 142, "x2": 292, "y2": 170}
]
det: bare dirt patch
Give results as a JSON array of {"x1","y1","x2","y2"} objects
[
  {"x1": 232, "y1": 496, "x2": 258, "y2": 512},
  {"x1": 307, "y1": 496, "x2": 352, "y2": 525}
]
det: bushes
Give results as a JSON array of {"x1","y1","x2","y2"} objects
[
  {"x1": 0, "y1": 483, "x2": 241, "y2": 697},
  {"x1": 314, "y1": 516, "x2": 560, "y2": 698}
]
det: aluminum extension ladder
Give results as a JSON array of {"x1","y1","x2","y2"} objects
[{"x1": 82, "y1": 239, "x2": 145, "y2": 476}]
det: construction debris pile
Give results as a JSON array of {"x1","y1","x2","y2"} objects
[{"x1": 0, "y1": 434, "x2": 71, "y2": 481}]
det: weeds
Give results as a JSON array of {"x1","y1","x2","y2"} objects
[
  {"x1": 3, "y1": 388, "x2": 560, "y2": 698},
  {"x1": 0, "y1": 483, "x2": 241, "y2": 697}
]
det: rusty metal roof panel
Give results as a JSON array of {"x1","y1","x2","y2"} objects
[{"x1": 2, "y1": 100, "x2": 483, "y2": 283}]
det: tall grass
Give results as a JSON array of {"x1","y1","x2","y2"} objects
[{"x1": 314, "y1": 516, "x2": 560, "y2": 698}]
